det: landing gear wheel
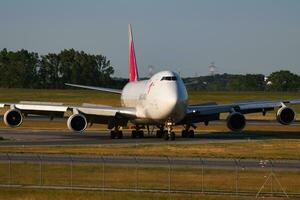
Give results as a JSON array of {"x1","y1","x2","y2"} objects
[
  {"x1": 181, "y1": 130, "x2": 188, "y2": 138},
  {"x1": 170, "y1": 132, "x2": 176, "y2": 141},
  {"x1": 156, "y1": 130, "x2": 163, "y2": 138},
  {"x1": 188, "y1": 130, "x2": 195, "y2": 138},
  {"x1": 163, "y1": 130, "x2": 169, "y2": 140},
  {"x1": 117, "y1": 131, "x2": 123, "y2": 139},
  {"x1": 131, "y1": 130, "x2": 137, "y2": 138},
  {"x1": 110, "y1": 131, "x2": 116, "y2": 139},
  {"x1": 137, "y1": 130, "x2": 144, "y2": 138}
]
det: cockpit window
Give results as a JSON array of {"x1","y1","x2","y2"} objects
[{"x1": 161, "y1": 76, "x2": 177, "y2": 81}]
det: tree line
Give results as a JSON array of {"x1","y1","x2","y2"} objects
[
  {"x1": 0, "y1": 48, "x2": 125, "y2": 89},
  {"x1": 0, "y1": 48, "x2": 299, "y2": 91},
  {"x1": 184, "y1": 70, "x2": 300, "y2": 91}
]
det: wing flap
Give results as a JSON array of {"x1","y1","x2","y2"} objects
[
  {"x1": 75, "y1": 105, "x2": 136, "y2": 118},
  {"x1": 15, "y1": 104, "x2": 68, "y2": 112}
]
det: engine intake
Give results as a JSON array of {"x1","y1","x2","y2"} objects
[
  {"x1": 67, "y1": 114, "x2": 87, "y2": 132},
  {"x1": 226, "y1": 112, "x2": 246, "y2": 132},
  {"x1": 4, "y1": 109, "x2": 23, "y2": 127},
  {"x1": 277, "y1": 107, "x2": 295, "y2": 125}
]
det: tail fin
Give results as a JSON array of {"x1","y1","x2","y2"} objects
[{"x1": 128, "y1": 24, "x2": 139, "y2": 82}]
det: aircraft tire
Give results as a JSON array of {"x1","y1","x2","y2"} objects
[
  {"x1": 163, "y1": 131, "x2": 169, "y2": 140},
  {"x1": 188, "y1": 130, "x2": 195, "y2": 138},
  {"x1": 156, "y1": 130, "x2": 163, "y2": 138},
  {"x1": 110, "y1": 131, "x2": 116, "y2": 139},
  {"x1": 138, "y1": 130, "x2": 144, "y2": 138},
  {"x1": 170, "y1": 132, "x2": 176, "y2": 141},
  {"x1": 131, "y1": 130, "x2": 137, "y2": 138},
  {"x1": 117, "y1": 131, "x2": 123, "y2": 139},
  {"x1": 181, "y1": 130, "x2": 188, "y2": 138}
]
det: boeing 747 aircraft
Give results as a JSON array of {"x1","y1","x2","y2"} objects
[{"x1": 1, "y1": 25, "x2": 299, "y2": 140}]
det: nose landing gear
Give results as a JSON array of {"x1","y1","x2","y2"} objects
[{"x1": 163, "y1": 121, "x2": 176, "y2": 141}]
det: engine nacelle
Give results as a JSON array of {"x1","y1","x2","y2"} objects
[
  {"x1": 226, "y1": 112, "x2": 246, "y2": 132},
  {"x1": 67, "y1": 114, "x2": 87, "y2": 132},
  {"x1": 4, "y1": 109, "x2": 23, "y2": 127},
  {"x1": 276, "y1": 106, "x2": 295, "y2": 125}
]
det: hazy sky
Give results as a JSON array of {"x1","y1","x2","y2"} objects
[{"x1": 0, "y1": 0, "x2": 299, "y2": 77}]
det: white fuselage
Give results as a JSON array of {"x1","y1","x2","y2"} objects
[{"x1": 121, "y1": 71, "x2": 188, "y2": 124}]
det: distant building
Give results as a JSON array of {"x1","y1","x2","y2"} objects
[{"x1": 208, "y1": 62, "x2": 217, "y2": 76}]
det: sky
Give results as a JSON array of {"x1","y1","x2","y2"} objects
[{"x1": 0, "y1": 0, "x2": 300, "y2": 78}]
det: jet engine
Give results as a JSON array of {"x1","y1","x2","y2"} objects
[
  {"x1": 4, "y1": 109, "x2": 23, "y2": 127},
  {"x1": 276, "y1": 106, "x2": 295, "y2": 125},
  {"x1": 67, "y1": 114, "x2": 87, "y2": 132},
  {"x1": 226, "y1": 112, "x2": 246, "y2": 132}
]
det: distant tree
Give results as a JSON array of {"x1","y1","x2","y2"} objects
[
  {"x1": 0, "y1": 48, "x2": 115, "y2": 89},
  {"x1": 267, "y1": 70, "x2": 299, "y2": 91},
  {"x1": 38, "y1": 53, "x2": 61, "y2": 88},
  {"x1": 1, "y1": 48, "x2": 299, "y2": 91},
  {"x1": 58, "y1": 49, "x2": 114, "y2": 87},
  {"x1": 0, "y1": 49, "x2": 39, "y2": 88},
  {"x1": 185, "y1": 73, "x2": 265, "y2": 91}
]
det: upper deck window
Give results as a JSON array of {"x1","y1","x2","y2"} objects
[{"x1": 161, "y1": 76, "x2": 177, "y2": 81}]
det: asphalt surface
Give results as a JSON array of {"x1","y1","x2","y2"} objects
[
  {"x1": 0, "y1": 153, "x2": 299, "y2": 171},
  {"x1": 0, "y1": 116, "x2": 299, "y2": 146},
  {"x1": 1, "y1": 126, "x2": 300, "y2": 146}
]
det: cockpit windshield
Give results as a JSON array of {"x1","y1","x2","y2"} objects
[{"x1": 161, "y1": 76, "x2": 177, "y2": 81}]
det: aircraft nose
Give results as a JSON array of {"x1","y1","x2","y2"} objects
[
  {"x1": 168, "y1": 90, "x2": 179, "y2": 106},
  {"x1": 161, "y1": 84, "x2": 180, "y2": 113},
  {"x1": 159, "y1": 80, "x2": 187, "y2": 122}
]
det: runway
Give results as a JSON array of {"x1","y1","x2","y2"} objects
[
  {"x1": 0, "y1": 127, "x2": 300, "y2": 146},
  {"x1": 0, "y1": 115, "x2": 299, "y2": 146},
  {"x1": 0, "y1": 153, "x2": 299, "y2": 171}
]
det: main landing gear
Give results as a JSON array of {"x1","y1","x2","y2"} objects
[
  {"x1": 181, "y1": 124, "x2": 195, "y2": 138},
  {"x1": 131, "y1": 130, "x2": 144, "y2": 138},
  {"x1": 110, "y1": 129, "x2": 123, "y2": 139},
  {"x1": 156, "y1": 122, "x2": 176, "y2": 141},
  {"x1": 131, "y1": 125, "x2": 144, "y2": 138}
]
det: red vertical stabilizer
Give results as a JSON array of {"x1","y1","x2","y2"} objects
[{"x1": 128, "y1": 24, "x2": 139, "y2": 82}]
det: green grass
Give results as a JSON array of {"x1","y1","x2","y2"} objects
[
  {"x1": 0, "y1": 188, "x2": 284, "y2": 200},
  {"x1": 0, "y1": 162, "x2": 299, "y2": 195},
  {"x1": 0, "y1": 136, "x2": 299, "y2": 159},
  {"x1": 0, "y1": 88, "x2": 120, "y2": 106},
  {"x1": 188, "y1": 91, "x2": 300, "y2": 105}
]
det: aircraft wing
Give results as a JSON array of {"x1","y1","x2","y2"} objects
[
  {"x1": 184, "y1": 100, "x2": 300, "y2": 124},
  {"x1": 188, "y1": 100, "x2": 300, "y2": 115},
  {"x1": 0, "y1": 101, "x2": 137, "y2": 130}
]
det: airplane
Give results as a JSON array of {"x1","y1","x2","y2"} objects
[{"x1": 1, "y1": 24, "x2": 299, "y2": 141}]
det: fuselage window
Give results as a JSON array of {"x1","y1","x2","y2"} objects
[{"x1": 161, "y1": 76, "x2": 177, "y2": 81}]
